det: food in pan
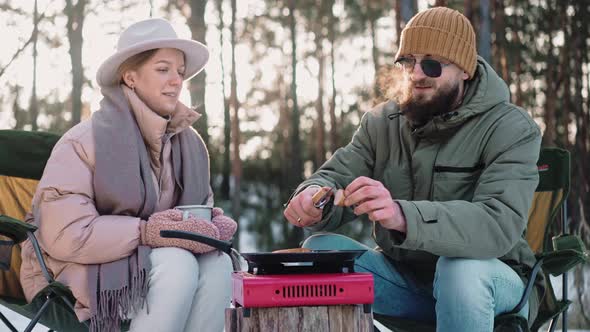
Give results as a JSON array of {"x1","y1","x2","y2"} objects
[
  {"x1": 311, "y1": 187, "x2": 347, "y2": 207},
  {"x1": 311, "y1": 187, "x2": 332, "y2": 207},
  {"x1": 272, "y1": 247, "x2": 312, "y2": 253}
]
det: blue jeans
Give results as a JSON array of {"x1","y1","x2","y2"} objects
[{"x1": 302, "y1": 233, "x2": 529, "y2": 332}]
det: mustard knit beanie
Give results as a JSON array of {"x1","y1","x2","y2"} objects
[{"x1": 395, "y1": 7, "x2": 477, "y2": 78}]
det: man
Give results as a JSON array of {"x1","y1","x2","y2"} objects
[{"x1": 283, "y1": 6, "x2": 543, "y2": 332}]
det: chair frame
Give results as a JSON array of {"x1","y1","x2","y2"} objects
[
  {"x1": 0, "y1": 129, "x2": 88, "y2": 331},
  {"x1": 0, "y1": 215, "x2": 88, "y2": 332},
  {"x1": 498, "y1": 200, "x2": 570, "y2": 332}
]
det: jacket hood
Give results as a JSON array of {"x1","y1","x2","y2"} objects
[{"x1": 410, "y1": 56, "x2": 510, "y2": 138}]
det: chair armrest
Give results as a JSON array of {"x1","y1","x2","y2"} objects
[
  {"x1": 552, "y1": 234, "x2": 586, "y2": 252},
  {"x1": 0, "y1": 215, "x2": 54, "y2": 283},
  {"x1": 507, "y1": 236, "x2": 589, "y2": 315},
  {"x1": 541, "y1": 248, "x2": 588, "y2": 277},
  {"x1": 0, "y1": 214, "x2": 37, "y2": 244},
  {"x1": 540, "y1": 234, "x2": 589, "y2": 276}
]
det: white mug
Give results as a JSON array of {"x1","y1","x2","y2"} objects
[{"x1": 175, "y1": 205, "x2": 212, "y2": 221}]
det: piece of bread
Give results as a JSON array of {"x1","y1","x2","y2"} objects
[
  {"x1": 334, "y1": 189, "x2": 346, "y2": 206},
  {"x1": 272, "y1": 247, "x2": 312, "y2": 253},
  {"x1": 311, "y1": 187, "x2": 331, "y2": 205}
]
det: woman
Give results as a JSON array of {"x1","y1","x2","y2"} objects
[{"x1": 20, "y1": 18, "x2": 237, "y2": 332}]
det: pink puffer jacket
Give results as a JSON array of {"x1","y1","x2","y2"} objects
[{"x1": 20, "y1": 91, "x2": 208, "y2": 322}]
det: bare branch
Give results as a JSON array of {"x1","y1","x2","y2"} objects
[
  {"x1": 0, "y1": 2, "x2": 51, "y2": 78},
  {"x1": 0, "y1": 3, "x2": 27, "y2": 15},
  {"x1": 0, "y1": 31, "x2": 36, "y2": 78}
]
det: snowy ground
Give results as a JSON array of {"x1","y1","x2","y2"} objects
[{"x1": 0, "y1": 305, "x2": 47, "y2": 331}]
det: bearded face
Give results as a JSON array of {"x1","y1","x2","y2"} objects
[
  {"x1": 400, "y1": 77, "x2": 461, "y2": 127},
  {"x1": 378, "y1": 55, "x2": 467, "y2": 127}
]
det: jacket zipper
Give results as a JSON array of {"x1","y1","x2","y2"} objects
[
  {"x1": 429, "y1": 144, "x2": 442, "y2": 200},
  {"x1": 409, "y1": 138, "x2": 420, "y2": 201},
  {"x1": 433, "y1": 163, "x2": 484, "y2": 173}
]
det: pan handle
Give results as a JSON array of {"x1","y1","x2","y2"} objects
[{"x1": 160, "y1": 230, "x2": 233, "y2": 255}]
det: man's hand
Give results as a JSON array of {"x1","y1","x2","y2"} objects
[
  {"x1": 283, "y1": 186, "x2": 323, "y2": 227},
  {"x1": 344, "y1": 176, "x2": 407, "y2": 233}
]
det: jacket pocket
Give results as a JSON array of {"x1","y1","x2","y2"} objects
[{"x1": 431, "y1": 164, "x2": 483, "y2": 201}]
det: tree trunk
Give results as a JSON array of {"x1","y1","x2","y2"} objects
[
  {"x1": 225, "y1": 305, "x2": 373, "y2": 332},
  {"x1": 230, "y1": 0, "x2": 242, "y2": 225},
  {"x1": 189, "y1": 0, "x2": 209, "y2": 147},
  {"x1": 572, "y1": 4, "x2": 590, "y2": 316},
  {"x1": 217, "y1": 0, "x2": 231, "y2": 200},
  {"x1": 65, "y1": 0, "x2": 86, "y2": 127},
  {"x1": 434, "y1": 0, "x2": 447, "y2": 6},
  {"x1": 492, "y1": 0, "x2": 509, "y2": 82},
  {"x1": 572, "y1": 1, "x2": 589, "y2": 240},
  {"x1": 393, "y1": 0, "x2": 402, "y2": 47},
  {"x1": 278, "y1": 72, "x2": 291, "y2": 204},
  {"x1": 558, "y1": 3, "x2": 570, "y2": 148},
  {"x1": 478, "y1": 0, "x2": 492, "y2": 63},
  {"x1": 314, "y1": 39, "x2": 326, "y2": 168},
  {"x1": 400, "y1": 0, "x2": 414, "y2": 28},
  {"x1": 314, "y1": 1, "x2": 327, "y2": 168},
  {"x1": 286, "y1": 0, "x2": 304, "y2": 247},
  {"x1": 328, "y1": 2, "x2": 339, "y2": 154},
  {"x1": 464, "y1": 0, "x2": 473, "y2": 23},
  {"x1": 511, "y1": 0, "x2": 523, "y2": 106},
  {"x1": 542, "y1": 2, "x2": 557, "y2": 147},
  {"x1": 30, "y1": 0, "x2": 39, "y2": 131},
  {"x1": 368, "y1": 17, "x2": 380, "y2": 101},
  {"x1": 288, "y1": 0, "x2": 302, "y2": 185},
  {"x1": 573, "y1": 2, "x2": 588, "y2": 166},
  {"x1": 276, "y1": 68, "x2": 293, "y2": 204},
  {"x1": 12, "y1": 86, "x2": 26, "y2": 130}
]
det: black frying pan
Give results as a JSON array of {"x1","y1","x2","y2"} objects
[
  {"x1": 160, "y1": 230, "x2": 366, "y2": 273},
  {"x1": 241, "y1": 250, "x2": 366, "y2": 265}
]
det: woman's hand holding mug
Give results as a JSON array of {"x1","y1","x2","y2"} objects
[{"x1": 140, "y1": 209, "x2": 220, "y2": 253}]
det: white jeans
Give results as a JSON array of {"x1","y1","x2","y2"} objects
[{"x1": 129, "y1": 247, "x2": 233, "y2": 332}]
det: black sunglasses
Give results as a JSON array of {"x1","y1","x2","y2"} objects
[{"x1": 394, "y1": 57, "x2": 450, "y2": 78}]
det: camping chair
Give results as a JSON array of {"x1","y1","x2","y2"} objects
[
  {"x1": 0, "y1": 129, "x2": 88, "y2": 332},
  {"x1": 374, "y1": 147, "x2": 589, "y2": 332}
]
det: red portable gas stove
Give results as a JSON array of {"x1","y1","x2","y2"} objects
[
  {"x1": 233, "y1": 250, "x2": 374, "y2": 314},
  {"x1": 160, "y1": 231, "x2": 374, "y2": 316}
]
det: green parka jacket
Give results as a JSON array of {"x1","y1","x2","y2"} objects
[{"x1": 295, "y1": 57, "x2": 543, "y2": 322}]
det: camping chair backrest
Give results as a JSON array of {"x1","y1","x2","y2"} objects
[
  {"x1": 525, "y1": 148, "x2": 570, "y2": 255},
  {"x1": 0, "y1": 130, "x2": 59, "y2": 301}
]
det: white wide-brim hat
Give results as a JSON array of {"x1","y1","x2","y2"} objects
[{"x1": 96, "y1": 18, "x2": 209, "y2": 87}]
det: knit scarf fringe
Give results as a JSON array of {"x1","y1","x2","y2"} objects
[{"x1": 89, "y1": 268, "x2": 149, "y2": 332}]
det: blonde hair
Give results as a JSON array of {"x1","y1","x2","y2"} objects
[{"x1": 117, "y1": 49, "x2": 159, "y2": 85}]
